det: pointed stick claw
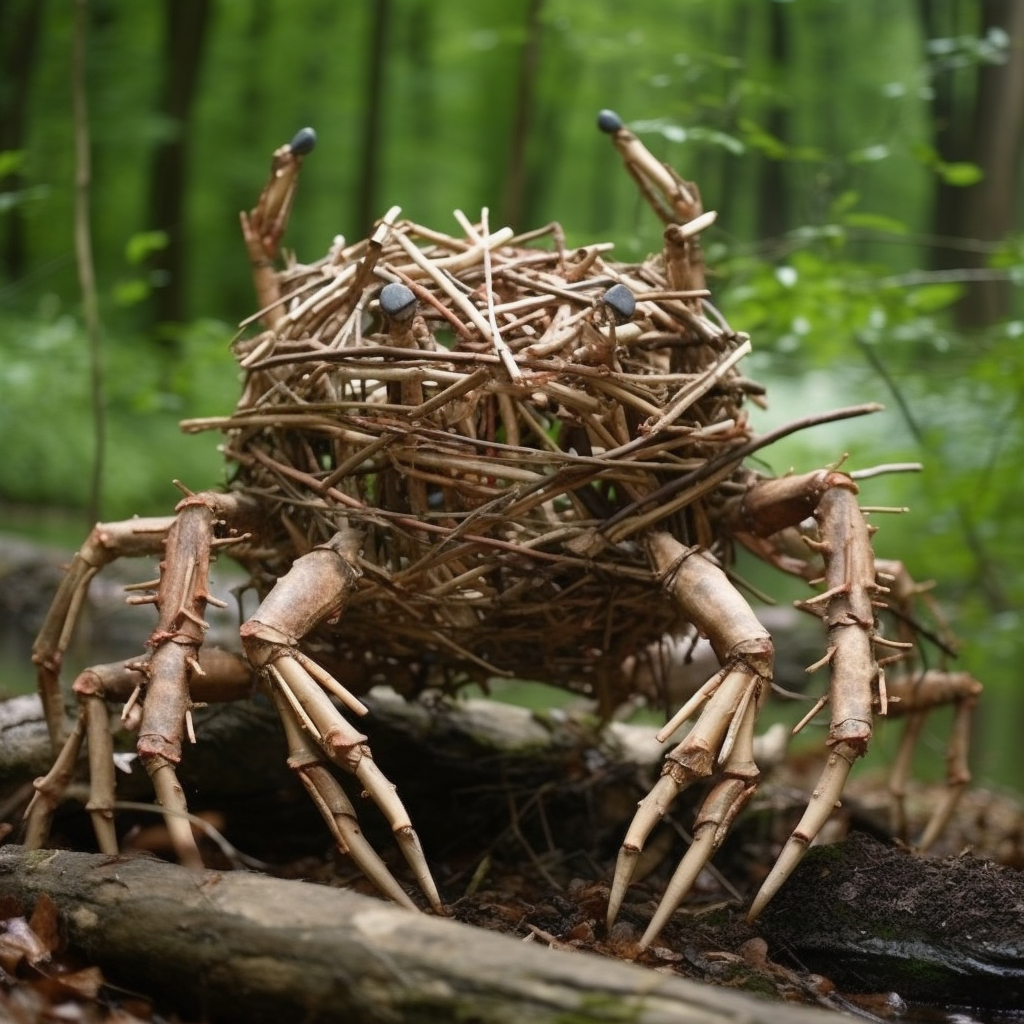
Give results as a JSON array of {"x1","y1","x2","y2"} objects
[
  {"x1": 393, "y1": 827, "x2": 443, "y2": 915},
  {"x1": 355, "y1": 758, "x2": 442, "y2": 914},
  {"x1": 639, "y1": 777, "x2": 754, "y2": 949},
  {"x1": 747, "y1": 739, "x2": 859, "y2": 922},
  {"x1": 639, "y1": 829, "x2": 716, "y2": 950},
  {"x1": 606, "y1": 846, "x2": 640, "y2": 930}
]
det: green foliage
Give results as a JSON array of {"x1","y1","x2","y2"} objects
[
  {"x1": 0, "y1": 308, "x2": 232, "y2": 520},
  {"x1": 0, "y1": 149, "x2": 51, "y2": 216},
  {"x1": 720, "y1": 201, "x2": 1024, "y2": 785},
  {"x1": 925, "y1": 22, "x2": 1011, "y2": 69},
  {"x1": 0, "y1": 151, "x2": 25, "y2": 178},
  {"x1": 912, "y1": 142, "x2": 985, "y2": 187},
  {"x1": 113, "y1": 230, "x2": 169, "y2": 307}
]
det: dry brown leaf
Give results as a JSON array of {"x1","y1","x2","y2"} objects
[
  {"x1": 0, "y1": 918, "x2": 49, "y2": 973},
  {"x1": 28, "y1": 895, "x2": 60, "y2": 956}
]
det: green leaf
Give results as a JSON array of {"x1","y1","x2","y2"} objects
[
  {"x1": 842, "y1": 211, "x2": 909, "y2": 235},
  {"x1": 687, "y1": 126, "x2": 745, "y2": 155},
  {"x1": 0, "y1": 150, "x2": 25, "y2": 177},
  {"x1": 738, "y1": 117, "x2": 788, "y2": 160},
  {"x1": 937, "y1": 161, "x2": 984, "y2": 186},
  {"x1": 113, "y1": 278, "x2": 151, "y2": 307},
  {"x1": 905, "y1": 282, "x2": 962, "y2": 312},
  {"x1": 830, "y1": 190, "x2": 860, "y2": 216},
  {"x1": 988, "y1": 234, "x2": 1024, "y2": 269},
  {"x1": 847, "y1": 144, "x2": 890, "y2": 164},
  {"x1": 631, "y1": 118, "x2": 687, "y2": 144},
  {"x1": 125, "y1": 230, "x2": 169, "y2": 266},
  {"x1": 632, "y1": 120, "x2": 745, "y2": 155},
  {"x1": 911, "y1": 141, "x2": 940, "y2": 167}
]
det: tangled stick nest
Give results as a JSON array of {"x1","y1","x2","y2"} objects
[{"x1": 181, "y1": 123, "x2": 847, "y2": 711}]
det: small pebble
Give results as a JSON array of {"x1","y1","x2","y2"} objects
[
  {"x1": 805, "y1": 973, "x2": 835, "y2": 996},
  {"x1": 607, "y1": 920, "x2": 637, "y2": 944},
  {"x1": 738, "y1": 937, "x2": 768, "y2": 966},
  {"x1": 602, "y1": 283, "x2": 636, "y2": 321},
  {"x1": 379, "y1": 282, "x2": 417, "y2": 320},
  {"x1": 844, "y1": 991, "x2": 908, "y2": 1018},
  {"x1": 288, "y1": 127, "x2": 317, "y2": 155}
]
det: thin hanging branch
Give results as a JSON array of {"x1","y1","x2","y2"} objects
[{"x1": 72, "y1": 0, "x2": 105, "y2": 527}]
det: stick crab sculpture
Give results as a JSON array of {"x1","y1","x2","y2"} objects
[{"x1": 26, "y1": 112, "x2": 981, "y2": 949}]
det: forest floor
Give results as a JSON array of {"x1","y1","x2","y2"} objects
[
  {"x1": 2, "y1": 534, "x2": 1023, "y2": 1022},
  {"x1": 4, "y1": 714, "x2": 1024, "y2": 1024}
]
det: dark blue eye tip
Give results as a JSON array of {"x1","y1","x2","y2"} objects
[
  {"x1": 379, "y1": 282, "x2": 417, "y2": 320},
  {"x1": 602, "y1": 283, "x2": 636, "y2": 322},
  {"x1": 597, "y1": 109, "x2": 624, "y2": 134},
  {"x1": 289, "y1": 127, "x2": 317, "y2": 156}
]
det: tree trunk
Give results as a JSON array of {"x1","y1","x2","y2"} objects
[
  {"x1": 145, "y1": 0, "x2": 212, "y2": 343},
  {"x1": 0, "y1": 0, "x2": 45, "y2": 282},
  {"x1": 919, "y1": 0, "x2": 972, "y2": 251},
  {"x1": 920, "y1": 0, "x2": 1024, "y2": 326},
  {"x1": 501, "y1": 0, "x2": 544, "y2": 227},
  {"x1": 353, "y1": 0, "x2": 390, "y2": 237},
  {"x1": 0, "y1": 845, "x2": 843, "y2": 1024},
  {"x1": 956, "y1": 0, "x2": 1024, "y2": 324},
  {"x1": 756, "y1": 0, "x2": 791, "y2": 242}
]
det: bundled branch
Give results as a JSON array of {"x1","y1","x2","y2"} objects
[{"x1": 184, "y1": 137, "x2": 769, "y2": 714}]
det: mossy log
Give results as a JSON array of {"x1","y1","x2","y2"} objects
[
  {"x1": 0, "y1": 845, "x2": 842, "y2": 1024},
  {"x1": 758, "y1": 832, "x2": 1024, "y2": 1007}
]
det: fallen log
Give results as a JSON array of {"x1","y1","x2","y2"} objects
[
  {"x1": 0, "y1": 845, "x2": 842, "y2": 1024},
  {"x1": 0, "y1": 687, "x2": 787, "y2": 863}
]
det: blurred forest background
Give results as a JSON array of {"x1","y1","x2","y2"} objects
[{"x1": 0, "y1": 0, "x2": 1021, "y2": 789}]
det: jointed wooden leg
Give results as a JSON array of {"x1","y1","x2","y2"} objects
[
  {"x1": 29, "y1": 489, "x2": 257, "y2": 862},
  {"x1": 733, "y1": 473, "x2": 981, "y2": 873},
  {"x1": 23, "y1": 716, "x2": 86, "y2": 851},
  {"x1": 607, "y1": 532, "x2": 772, "y2": 943},
  {"x1": 24, "y1": 650, "x2": 255, "y2": 859},
  {"x1": 887, "y1": 669, "x2": 982, "y2": 850},
  {"x1": 123, "y1": 496, "x2": 224, "y2": 867},
  {"x1": 269, "y1": 686, "x2": 419, "y2": 911},
  {"x1": 636, "y1": 681, "x2": 763, "y2": 949},
  {"x1": 31, "y1": 517, "x2": 173, "y2": 749},
  {"x1": 240, "y1": 527, "x2": 442, "y2": 913},
  {"x1": 747, "y1": 483, "x2": 881, "y2": 921}
]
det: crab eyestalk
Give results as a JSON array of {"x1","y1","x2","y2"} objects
[
  {"x1": 597, "y1": 109, "x2": 701, "y2": 225},
  {"x1": 240, "y1": 126, "x2": 317, "y2": 327},
  {"x1": 598, "y1": 110, "x2": 709, "y2": 294}
]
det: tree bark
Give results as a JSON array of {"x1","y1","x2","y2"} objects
[
  {"x1": 146, "y1": 0, "x2": 212, "y2": 342},
  {"x1": 353, "y1": 0, "x2": 390, "y2": 237},
  {"x1": 501, "y1": 0, "x2": 544, "y2": 227},
  {"x1": 0, "y1": 0, "x2": 45, "y2": 281},
  {"x1": 920, "y1": 0, "x2": 1024, "y2": 326},
  {"x1": 0, "y1": 845, "x2": 842, "y2": 1024}
]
